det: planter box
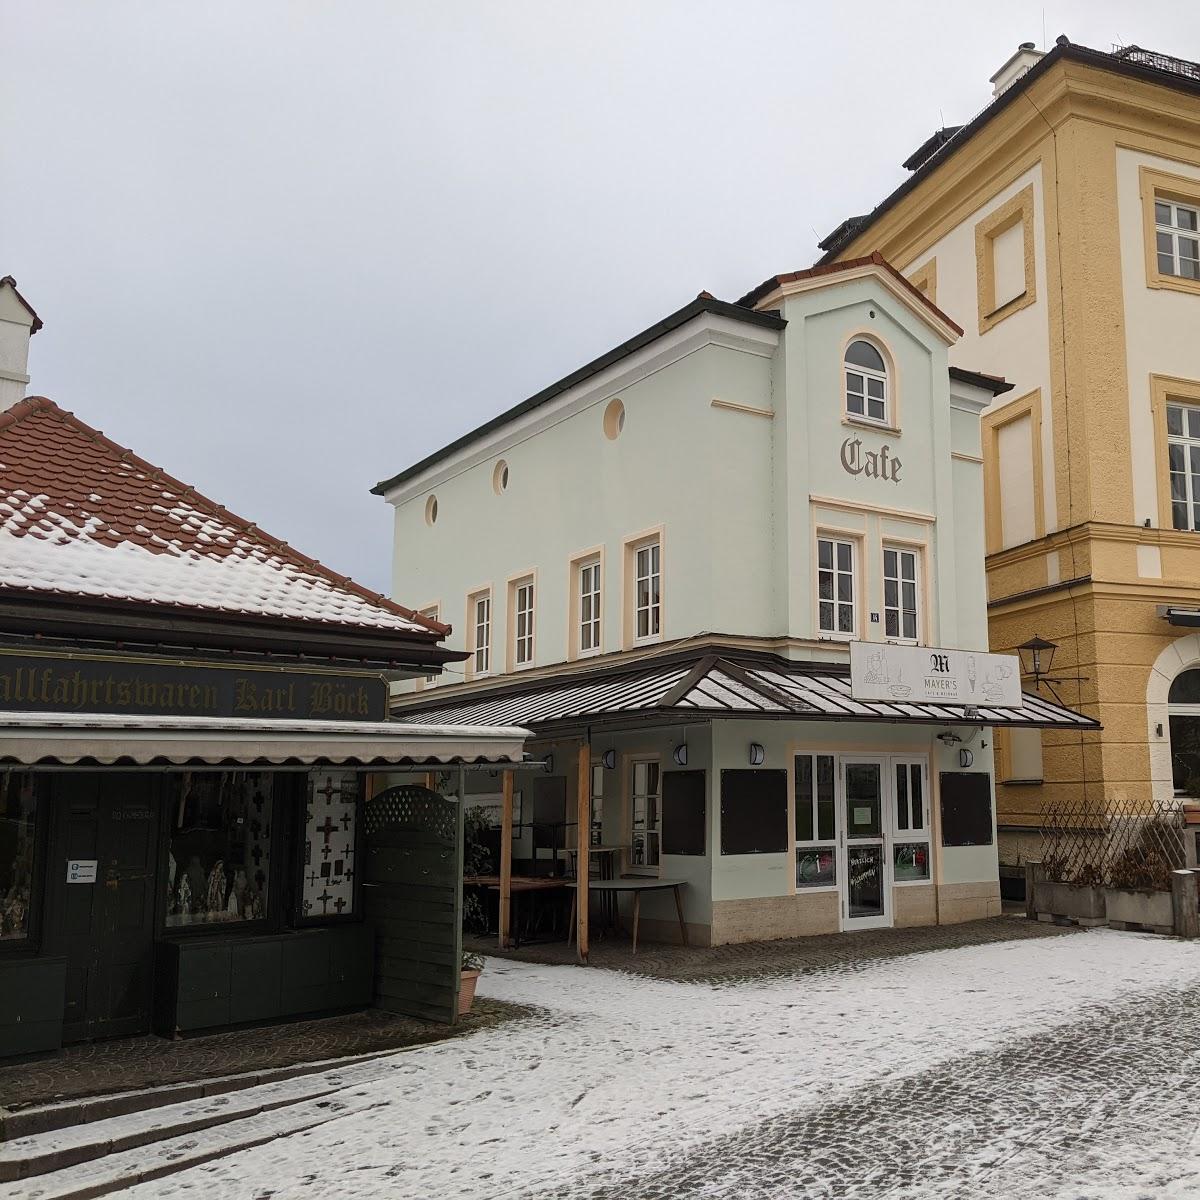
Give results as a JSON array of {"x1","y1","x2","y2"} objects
[
  {"x1": 1033, "y1": 881, "x2": 1106, "y2": 927},
  {"x1": 1104, "y1": 887, "x2": 1174, "y2": 935}
]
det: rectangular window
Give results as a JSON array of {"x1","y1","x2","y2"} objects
[
  {"x1": 883, "y1": 546, "x2": 920, "y2": 641},
  {"x1": 166, "y1": 772, "x2": 273, "y2": 927},
  {"x1": 892, "y1": 761, "x2": 930, "y2": 883},
  {"x1": 631, "y1": 760, "x2": 661, "y2": 868},
  {"x1": 0, "y1": 774, "x2": 37, "y2": 943},
  {"x1": 420, "y1": 606, "x2": 439, "y2": 685},
  {"x1": 513, "y1": 579, "x2": 535, "y2": 667},
  {"x1": 1167, "y1": 402, "x2": 1200, "y2": 532},
  {"x1": 817, "y1": 537, "x2": 855, "y2": 635},
  {"x1": 794, "y1": 754, "x2": 836, "y2": 889},
  {"x1": 634, "y1": 539, "x2": 661, "y2": 642},
  {"x1": 1156, "y1": 199, "x2": 1200, "y2": 280},
  {"x1": 470, "y1": 592, "x2": 491, "y2": 676},
  {"x1": 579, "y1": 559, "x2": 602, "y2": 655},
  {"x1": 590, "y1": 763, "x2": 604, "y2": 847}
]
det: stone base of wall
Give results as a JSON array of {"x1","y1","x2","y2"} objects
[
  {"x1": 892, "y1": 884, "x2": 937, "y2": 927},
  {"x1": 634, "y1": 917, "x2": 714, "y2": 948},
  {"x1": 935, "y1": 880, "x2": 1002, "y2": 924},
  {"x1": 710, "y1": 892, "x2": 839, "y2": 945}
]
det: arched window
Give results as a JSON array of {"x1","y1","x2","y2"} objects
[
  {"x1": 1168, "y1": 668, "x2": 1200, "y2": 795},
  {"x1": 845, "y1": 339, "x2": 888, "y2": 424}
]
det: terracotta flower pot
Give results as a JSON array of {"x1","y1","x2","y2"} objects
[{"x1": 459, "y1": 968, "x2": 482, "y2": 1015}]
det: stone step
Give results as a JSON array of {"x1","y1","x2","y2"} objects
[
  {"x1": 0, "y1": 1050, "x2": 403, "y2": 1189},
  {"x1": 0, "y1": 1046, "x2": 392, "y2": 1143},
  {"x1": 5, "y1": 1088, "x2": 386, "y2": 1200}
]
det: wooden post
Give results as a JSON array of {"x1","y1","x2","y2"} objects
[
  {"x1": 1172, "y1": 869, "x2": 1199, "y2": 939},
  {"x1": 576, "y1": 740, "x2": 590, "y2": 963},
  {"x1": 499, "y1": 770, "x2": 514, "y2": 949},
  {"x1": 1024, "y1": 860, "x2": 1041, "y2": 921}
]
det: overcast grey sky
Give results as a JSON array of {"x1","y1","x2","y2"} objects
[{"x1": 4, "y1": 2, "x2": 1199, "y2": 596}]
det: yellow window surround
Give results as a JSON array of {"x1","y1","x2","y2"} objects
[
  {"x1": 974, "y1": 184, "x2": 1037, "y2": 334},
  {"x1": 981, "y1": 389, "x2": 1045, "y2": 556},
  {"x1": 1139, "y1": 165, "x2": 1200, "y2": 297},
  {"x1": 905, "y1": 258, "x2": 937, "y2": 306}
]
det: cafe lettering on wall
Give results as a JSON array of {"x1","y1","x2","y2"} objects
[
  {"x1": 840, "y1": 435, "x2": 901, "y2": 483},
  {"x1": 0, "y1": 651, "x2": 387, "y2": 722}
]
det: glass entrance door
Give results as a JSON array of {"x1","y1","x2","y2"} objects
[{"x1": 840, "y1": 758, "x2": 890, "y2": 930}]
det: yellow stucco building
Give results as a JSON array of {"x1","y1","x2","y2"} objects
[{"x1": 822, "y1": 39, "x2": 1200, "y2": 863}]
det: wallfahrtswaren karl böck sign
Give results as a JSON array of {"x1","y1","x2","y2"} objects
[{"x1": 849, "y1": 642, "x2": 1023, "y2": 709}]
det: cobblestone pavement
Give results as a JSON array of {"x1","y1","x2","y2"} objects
[
  {"x1": 467, "y1": 914, "x2": 1075, "y2": 984},
  {"x1": 134, "y1": 924, "x2": 1200, "y2": 1200},
  {"x1": 576, "y1": 978, "x2": 1200, "y2": 1199},
  {"x1": 0, "y1": 997, "x2": 526, "y2": 1111}
]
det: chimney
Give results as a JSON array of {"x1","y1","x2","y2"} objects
[
  {"x1": 0, "y1": 276, "x2": 41, "y2": 411},
  {"x1": 990, "y1": 42, "x2": 1045, "y2": 99}
]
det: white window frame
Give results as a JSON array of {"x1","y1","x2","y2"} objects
[
  {"x1": 512, "y1": 578, "x2": 535, "y2": 669},
  {"x1": 794, "y1": 752, "x2": 838, "y2": 893},
  {"x1": 882, "y1": 545, "x2": 921, "y2": 644},
  {"x1": 419, "y1": 605, "x2": 439, "y2": 687},
  {"x1": 469, "y1": 591, "x2": 491, "y2": 677},
  {"x1": 630, "y1": 758, "x2": 661, "y2": 872},
  {"x1": 844, "y1": 340, "x2": 889, "y2": 426},
  {"x1": 1167, "y1": 402, "x2": 1200, "y2": 532},
  {"x1": 1155, "y1": 198, "x2": 1200, "y2": 280},
  {"x1": 590, "y1": 762, "x2": 604, "y2": 847},
  {"x1": 578, "y1": 558, "x2": 602, "y2": 657},
  {"x1": 891, "y1": 758, "x2": 930, "y2": 887},
  {"x1": 632, "y1": 538, "x2": 661, "y2": 644},
  {"x1": 817, "y1": 536, "x2": 856, "y2": 638}
]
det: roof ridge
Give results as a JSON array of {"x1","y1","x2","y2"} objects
[
  {"x1": 3, "y1": 396, "x2": 447, "y2": 637},
  {"x1": 734, "y1": 253, "x2": 963, "y2": 336}
]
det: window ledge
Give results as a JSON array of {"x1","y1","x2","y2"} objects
[
  {"x1": 980, "y1": 288, "x2": 1034, "y2": 333},
  {"x1": 1148, "y1": 272, "x2": 1200, "y2": 297},
  {"x1": 842, "y1": 415, "x2": 901, "y2": 438},
  {"x1": 1000, "y1": 777, "x2": 1044, "y2": 786}
]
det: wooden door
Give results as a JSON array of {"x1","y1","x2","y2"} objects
[{"x1": 44, "y1": 773, "x2": 161, "y2": 1043}]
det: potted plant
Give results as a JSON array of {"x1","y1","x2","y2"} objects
[
  {"x1": 459, "y1": 950, "x2": 485, "y2": 1015},
  {"x1": 1105, "y1": 845, "x2": 1175, "y2": 933}
]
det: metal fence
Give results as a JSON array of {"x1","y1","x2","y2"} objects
[{"x1": 1040, "y1": 794, "x2": 1188, "y2": 891}]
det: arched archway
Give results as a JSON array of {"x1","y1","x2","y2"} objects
[{"x1": 1146, "y1": 633, "x2": 1200, "y2": 805}]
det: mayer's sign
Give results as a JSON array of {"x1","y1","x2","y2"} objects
[
  {"x1": 0, "y1": 651, "x2": 388, "y2": 722},
  {"x1": 849, "y1": 642, "x2": 1022, "y2": 709}
]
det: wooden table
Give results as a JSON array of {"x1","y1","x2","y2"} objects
[
  {"x1": 566, "y1": 877, "x2": 689, "y2": 953},
  {"x1": 465, "y1": 876, "x2": 571, "y2": 946}
]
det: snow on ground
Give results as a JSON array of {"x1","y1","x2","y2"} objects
[{"x1": 133, "y1": 928, "x2": 1200, "y2": 1199}]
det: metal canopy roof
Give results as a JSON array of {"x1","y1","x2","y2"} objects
[
  {"x1": 399, "y1": 652, "x2": 1099, "y2": 733},
  {"x1": 0, "y1": 712, "x2": 531, "y2": 767}
]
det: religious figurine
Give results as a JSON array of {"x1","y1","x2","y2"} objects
[
  {"x1": 205, "y1": 859, "x2": 226, "y2": 917},
  {"x1": 179, "y1": 874, "x2": 192, "y2": 918}
]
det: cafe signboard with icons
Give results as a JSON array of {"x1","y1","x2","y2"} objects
[{"x1": 849, "y1": 641, "x2": 1022, "y2": 708}]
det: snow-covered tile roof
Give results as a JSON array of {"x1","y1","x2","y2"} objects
[{"x1": 0, "y1": 396, "x2": 443, "y2": 636}]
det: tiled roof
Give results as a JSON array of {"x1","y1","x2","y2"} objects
[
  {"x1": 734, "y1": 252, "x2": 964, "y2": 336},
  {"x1": 0, "y1": 396, "x2": 445, "y2": 636},
  {"x1": 399, "y1": 651, "x2": 1100, "y2": 731}
]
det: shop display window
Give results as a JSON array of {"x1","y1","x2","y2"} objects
[
  {"x1": 165, "y1": 772, "x2": 273, "y2": 927},
  {"x1": 0, "y1": 773, "x2": 37, "y2": 942},
  {"x1": 300, "y1": 771, "x2": 358, "y2": 921}
]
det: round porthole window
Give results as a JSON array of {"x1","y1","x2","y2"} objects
[
  {"x1": 425, "y1": 494, "x2": 438, "y2": 526},
  {"x1": 493, "y1": 460, "x2": 509, "y2": 495},
  {"x1": 603, "y1": 398, "x2": 625, "y2": 440}
]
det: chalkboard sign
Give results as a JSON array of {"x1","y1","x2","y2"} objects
[
  {"x1": 720, "y1": 769, "x2": 788, "y2": 856},
  {"x1": 662, "y1": 771, "x2": 706, "y2": 856},
  {"x1": 939, "y1": 772, "x2": 994, "y2": 846}
]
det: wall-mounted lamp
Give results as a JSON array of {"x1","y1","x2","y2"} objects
[
  {"x1": 543, "y1": 753, "x2": 554, "y2": 775},
  {"x1": 748, "y1": 743, "x2": 765, "y2": 766},
  {"x1": 602, "y1": 749, "x2": 616, "y2": 770},
  {"x1": 1156, "y1": 723, "x2": 1164, "y2": 738},
  {"x1": 672, "y1": 743, "x2": 688, "y2": 767},
  {"x1": 1017, "y1": 635, "x2": 1057, "y2": 681},
  {"x1": 936, "y1": 731, "x2": 962, "y2": 747},
  {"x1": 958, "y1": 748, "x2": 974, "y2": 768}
]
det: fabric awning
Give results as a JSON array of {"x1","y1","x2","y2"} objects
[
  {"x1": 396, "y1": 650, "x2": 1099, "y2": 733},
  {"x1": 0, "y1": 711, "x2": 530, "y2": 767}
]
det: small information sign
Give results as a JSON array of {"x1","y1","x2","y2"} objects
[{"x1": 66, "y1": 859, "x2": 98, "y2": 884}]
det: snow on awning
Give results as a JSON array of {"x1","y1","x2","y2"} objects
[
  {"x1": 398, "y1": 651, "x2": 1100, "y2": 732},
  {"x1": 0, "y1": 712, "x2": 530, "y2": 767}
]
